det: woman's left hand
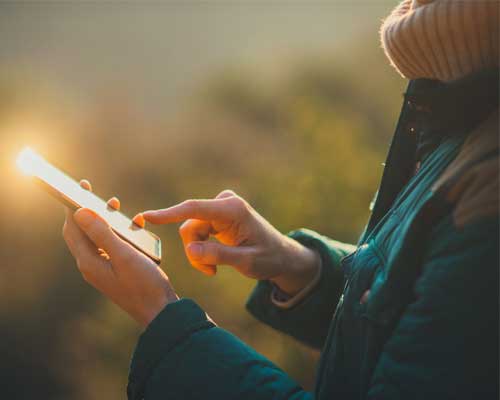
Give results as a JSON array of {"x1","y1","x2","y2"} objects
[{"x1": 62, "y1": 180, "x2": 179, "y2": 327}]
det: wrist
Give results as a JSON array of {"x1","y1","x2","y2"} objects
[
  {"x1": 140, "y1": 286, "x2": 180, "y2": 328},
  {"x1": 271, "y1": 236, "x2": 321, "y2": 296}
]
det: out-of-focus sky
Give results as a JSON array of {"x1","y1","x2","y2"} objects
[{"x1": 0, "y1": 1, "x2": 396, "y2": 116}]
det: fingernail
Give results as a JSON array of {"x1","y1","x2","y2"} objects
[
  {"x1": 107, "y1": 197, "x2": 120, "y2": 210},
  {"x1": 74, "y1": 208, "x2": 97, "y2": 228},
  {"x1": 80, "y1": 179, "x2": 92, "y2": 191},
  {"x1": 132, "y1": 213, "x2": 145, "y2": 228},
  {"x1": 188, "y1": 243, "x2": 203, "y2": 259}
]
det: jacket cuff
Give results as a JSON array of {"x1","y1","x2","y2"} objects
[
  {"x1": 270, "y1": 257, "x2": 323, "y2": 309},
  {"x1": 245, "y1": 228, "x2": 355, "y2": 349},
  {"x1": 127, "y1": 299, "x2": 215, "y2": 400}
]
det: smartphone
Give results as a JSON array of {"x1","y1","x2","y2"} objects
[{"x1": 16, "y1": 148, "x2": 161, "y2": 264}]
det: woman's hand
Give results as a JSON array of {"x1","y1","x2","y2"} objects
[
  {"x1": 62, "y1": 180, "x2": 179, "y2": 327},
  {"x1": 140, "y1": 190, "x2": 320, "y2": 296}
]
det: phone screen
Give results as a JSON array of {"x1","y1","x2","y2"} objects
[{"x1": 17, "y1": 148, "x2": 161, "y2": 264}]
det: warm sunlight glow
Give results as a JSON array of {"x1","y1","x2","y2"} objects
[{"x1": 16, "y1": 147, "x2": 43, "y2": 176}]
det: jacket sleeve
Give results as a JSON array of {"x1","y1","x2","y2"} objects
[
  {"x1": 367, "y1": 217, "x2": 499, "y2": 399},
  {"x1": 246, "y1": 229, "x2": 356, "y2": 349},
  {"x1": 127, "y1": 298, "x2": 313, "y2": 400}
]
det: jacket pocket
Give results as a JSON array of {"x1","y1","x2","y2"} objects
[
  {"x1": 342, "y1": 240, "x2": 383, "y2": 318},
  {"x1": 340, "y1": 240, "x2": 389, "y2": 395}
]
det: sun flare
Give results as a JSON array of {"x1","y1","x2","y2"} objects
[{"x1": 16, "y1": 147, "x2": 42, "y2": 176}]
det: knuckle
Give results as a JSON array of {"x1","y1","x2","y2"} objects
[
  {"x1": 183, "y1": 199, "x2": 198, "y2": 208},
  {"x1": 228, "y1": 195, "x2": 243, "y2": 207},
  {"x1": 228, "y1": 196, "x2": 248, "y2": 215},
  {"x1": 217, "y1": 189, "x2": 237, "y2": 198}
]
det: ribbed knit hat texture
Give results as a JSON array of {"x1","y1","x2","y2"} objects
[{"x1": 381, "y1": 0, "x2": 499, "y2": 82}]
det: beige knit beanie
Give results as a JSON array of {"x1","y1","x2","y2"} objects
[{"x1": 380, "y1": 0, "x2": 499, "y2": 82}]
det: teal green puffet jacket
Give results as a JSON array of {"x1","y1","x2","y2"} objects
[{"x1": 127, "y1": 70, "x2": 499, "y2": 400}]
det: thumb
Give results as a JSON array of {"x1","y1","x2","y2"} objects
[
  {"x1": 74, "y1": 208, "x2": 131, "y2": 261},
  {"x1": 186, "y1": 241, "x2": 252, "y2": 269}
]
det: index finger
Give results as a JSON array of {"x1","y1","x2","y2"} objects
[{"x1": 142, "y1": 197, "x2": 241, "y2": 224}]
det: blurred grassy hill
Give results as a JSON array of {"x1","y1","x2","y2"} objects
[{"x1": 0, "y1": 23, "x2": 405, "y2": 400}]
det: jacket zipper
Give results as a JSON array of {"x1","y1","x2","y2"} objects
[{"x1": 315, "y1": 252, "x2": 355, "y2": 396}]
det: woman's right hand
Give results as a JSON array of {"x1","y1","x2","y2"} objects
[{"x1": 140, "y1": 190, "x2": 320, "y2": 296}]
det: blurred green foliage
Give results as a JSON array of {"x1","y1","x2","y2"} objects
[{"x1": 0, "y1": 29, "x2": 405, "y2": 400}]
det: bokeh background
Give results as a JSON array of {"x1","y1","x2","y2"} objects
[{"x1": 0, "y1": 1, "x2": 406, "y2": 398}]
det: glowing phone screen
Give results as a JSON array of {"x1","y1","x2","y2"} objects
[{"x1": 17, "y1": 148, "x2": 161, "y2": 264}]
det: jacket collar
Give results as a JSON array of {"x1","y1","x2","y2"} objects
[
  {"x1": 405, "y1": 68, "x2": 499, "y2": 162},
  {"x1": 363, "y1": 68, "x2": 499, "y2": 241}
]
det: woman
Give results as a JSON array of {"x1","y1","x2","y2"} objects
[{"x1": 63, "y1": 1, "x2": 499, "y2": 399}]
